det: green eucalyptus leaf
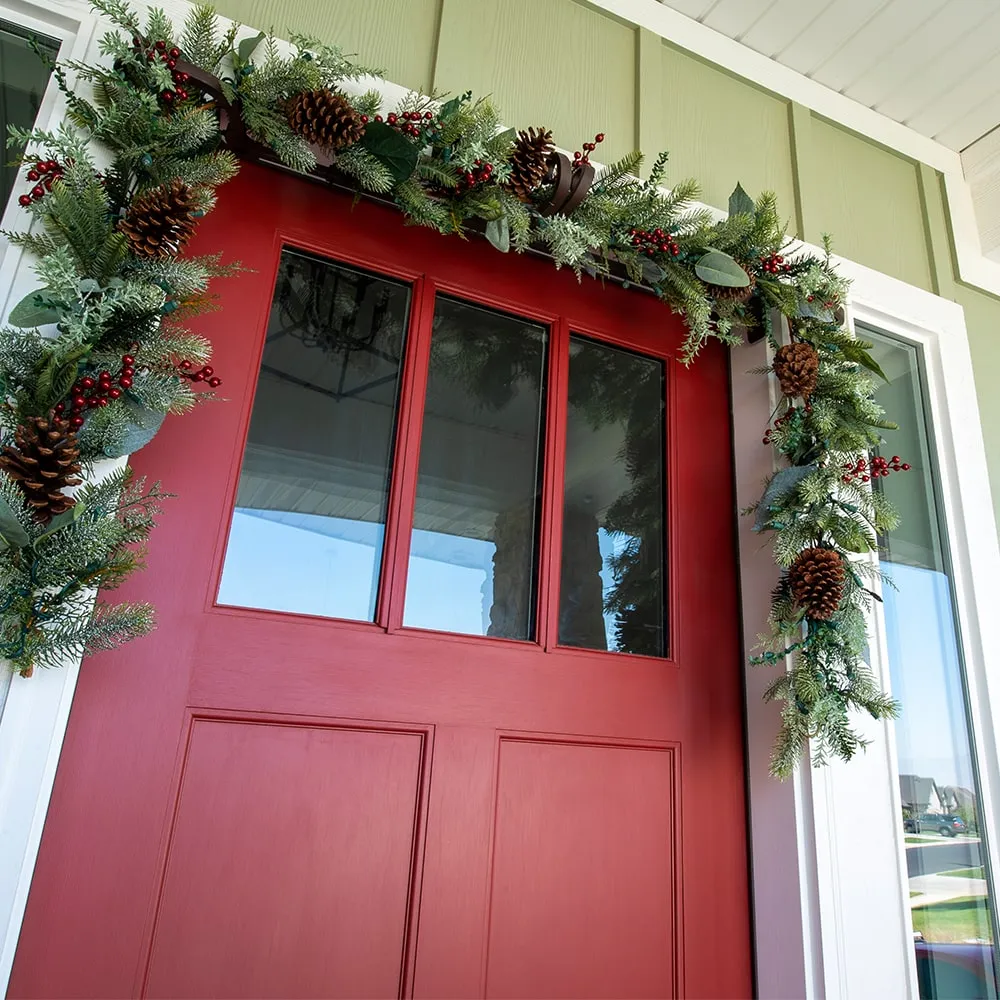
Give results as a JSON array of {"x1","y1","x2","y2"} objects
[
  {"x1": 728, "y1": 182, "x2": 755, "y2": 219},
  {"x1": 485, "y1": 216, "x2": 509, "y2": 253},
  {"x1": 0, "y1": 496, "x2": 30, "y2": 548},
  {"x1": 34, "y1": 502, "x2": 85, "y2": 546},
  {"x1": 753, "y1": 464, "x2": 816, "y2": 532},
  {"x1": 359, "y1": 121, "x2": 419, "y2": 183},
  {"x1": 642, "y1": 259, "x2": 666, "y2": 284},
  {"x1": 78, "y1": 278, "x2": 101, "y2": 294},
  {"x1": 102, "y1": 401, "x2": 167, "y2": 458},
  {"x1": 237, "y1": 31, "x2": 265, "y2": 65},
  {"x1": 695, "y1": 251, "x2": 750, "y2": 288},
  {"x1": 7, "y1": 289, "x2": 60, "y2": 328}
]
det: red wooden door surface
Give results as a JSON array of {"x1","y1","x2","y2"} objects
[{"x1": 10, "y1": 163, "x2": 752, "y2": 999}]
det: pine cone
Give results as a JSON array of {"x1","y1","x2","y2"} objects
[
  {"x1": 713, "y1": 265, "x2": 757, "y2": 303},
  {"x1": 0, "y1": 415, "x2": 83, "y2": 524},
  {"x1": 773, "y1": 342, "x2": 820, "y2": 399},
  {"x1": 120, "y1": 179, "x2": 197, "y2": 258},
  {"x1": 286, "y1": 89, "x2": 364, "y2": 152},
  {"x1": 788, "y1": 547, "x2": 845, "y2": 621},
  {"x1": 505, "y1": 127, "x2": 554, "y2": 201}
]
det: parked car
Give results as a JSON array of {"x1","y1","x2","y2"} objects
[
  {"x1": 903, "y1": 816, "x2": 921, "y2": 834},
  {"x1": 919, "y1": 813, "x2": 967, "y2": 837}
]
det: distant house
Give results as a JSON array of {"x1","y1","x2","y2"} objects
[
  {"x1": 940, "y1": 785, "x2": 977, "y2": 814},
  {"x1": 899, "y1": 774, "x2": 947, "y2": 815}
]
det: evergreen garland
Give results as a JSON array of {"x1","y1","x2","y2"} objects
[{"x1": 0, "y1": 1, "x2": 904, "y2": 776}]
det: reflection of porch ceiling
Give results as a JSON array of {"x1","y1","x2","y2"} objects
[{"x1": 660, "y1": 0, "x2": 1000, "y2": 151}]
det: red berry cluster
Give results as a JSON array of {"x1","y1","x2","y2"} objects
[
  {"x1": 178, "y1": 359, "x2": 222, "y2": 388},
  {"x1": 628, "y1": 227, "x2": 680, "y2": 258},
  {"x1": 760, "y1": 253, "x2": 792, "y2": 275},
  {"x1": 761, "y1": 405, "x2": 812, "y2": 446},
  {"x1": 572, "y1": 132, "x2": 605, "y2": 167},
  {"x1": 132, "y1": 38, "x2": 190, "y2": 105},
  {"x1": 455, "y1": 159, "x2": 494, "y2": 193},
  {"x1": 372, "y1": 110, "x2": 440, "y2": 142},
  {"x1": 54, "y1": 354, "x2": 137, "y2": 428},
  {"x1": 841, "y1": 455, "x2": 910, "y2": 485},
  {"x1": 17, "y1": 159, "x2": 64, "y2": 207},
  {"x1": 805, "y1": 295, "x2": 838, "y2": 308}
]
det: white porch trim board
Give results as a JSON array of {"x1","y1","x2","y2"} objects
[{"x1": 0, "y1": 3, "x2": 999, "y2": 998}]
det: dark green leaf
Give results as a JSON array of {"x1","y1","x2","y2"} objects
[
  {"x1": 0, "y1": 495, "x2": 30, "y2": 548},
  {"x1": 728, "y1": 182, "x2": 755, "y2": 219},
  {"x1": 34, "y1": 502, "x2": 84, "y2": 545},
  {"x1": 360, "y1": 121, "x2": 418, "y2": 183},
  {"x1": 753, "y1": 464, "x2": 816, "y2": 532},
  {"x1": 695, "y1": 251, "x2": 750, "y2": 288},
  {"x1": 485, "y1": 217, "x2": 509, "y2": 253},
  {"x1": 839, "y1": 339, "x2": 889, "y2": 381},
  {"x1": 237, "y1": 31, "x2": 265, "y2": 65},
  {"x1": 103, "y1": 401, "x2": 166, "y2": 458},
  {"x1": 8, "y1": 289, "x2": 60, "y2": 328},
  {"x1": 642, "y1": 260, "x2": 666, "y2": 284}
]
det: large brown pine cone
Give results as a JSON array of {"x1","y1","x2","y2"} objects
[
  {"x1": 286, "y1": 88, "x2": 364, "y2": 152},
  {"x1": 505, "y1": 127, "x2": 555, "y2": 201},
  {"x1": 713, "y1": 264, "x2": 757, "y2": 303},
  {"x1": 120, "y1": 179, "x2": 197, "y2": 258},
  {"x1": 0, "y1": 415, "x2": 83, "y2": 524},
  {"x1": 788, "y1": 547, "x2": 845, "y2": 621},
  {"x1": 773, "y1": 342, "x2": 820, "y2": 399}
]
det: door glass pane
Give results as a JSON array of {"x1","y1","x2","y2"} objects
[
  {"x1": 217, "y1": 249, "x2": 410, "y2": 621},
  {"x1": 559, "y1": 337, "x2": 666, "y2": 656},
  {"x1": 1, "y1": 22, "x2": 58, "y2": 213},
  {"x1": 864, "y1": 327, "x2": 1000, "y2": 999},
  {"x1": 402, "y1": 297, "x2": 547, "y2": 640}
]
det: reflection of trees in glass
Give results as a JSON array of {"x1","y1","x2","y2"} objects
[
  {"x1": 429, "y1": 313, "x2": 666, "y2": 655},
  {"x1": 567, "y1": 344, "x2": 664, "y2": 656}
]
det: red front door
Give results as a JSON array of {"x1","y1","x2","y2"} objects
[{"x1": 10, "y1": 163, "x2": 751, "y2": 999}]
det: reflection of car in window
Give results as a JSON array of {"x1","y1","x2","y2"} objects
[
  {"x1": 919, "y1": 813, "x2": 966, "y2": 837},
  {"x1": 903, "y1": 816, "x2": 921, "y2": 834}
]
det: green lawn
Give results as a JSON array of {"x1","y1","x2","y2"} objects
[
  {"x1": 911, "y1": 896, "x2": 993, "y2": 944},
  {"x1": 940, "y1": 867, "x2": 986, "y2": 880}
]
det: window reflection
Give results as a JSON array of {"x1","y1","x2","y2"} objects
[
  {"x1": 559, "y1": 337, "x2": 666, "y2": 656},
  {"x1": 217, "y1": 250, "x2": 410, "y2": 620},
  {"x1": 402, "y1": 297, "x2": 547, "y2": 640},
  {"x1": 867, "y1": 327, "x2": 999, "y2": 999}
]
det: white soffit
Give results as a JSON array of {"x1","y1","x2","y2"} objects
[{"x1": 659, "y1": 0, "x2": 1000, "y2": 153}]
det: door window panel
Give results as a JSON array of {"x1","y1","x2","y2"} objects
[
  {"x1": 559, "y1": 336, "x2": 667, "y2": 656},
  {"x1": 402, "y1": 297, "x2": 547, "y2": 640},
  {"x1": 217, "y1": 249, "x2": 410, "y2": 621},
  {"x1": 865, "y1": 327, "x2": 1000, "y2": 1000}
]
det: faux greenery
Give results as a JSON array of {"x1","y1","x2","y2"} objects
[{"x1": 1, "y1": 1, "x2": 903, "y2": 775}]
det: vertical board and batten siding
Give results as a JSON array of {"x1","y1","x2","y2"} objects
[{"x1": 209, "y1": 0, "x2": 1000, "y2": 537}]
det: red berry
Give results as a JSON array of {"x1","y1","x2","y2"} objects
[
  {"x1": 70, "y1": 416, "x2": 84, "y2": 429},
  {"x1": 31, "y1": 185, "x2": 44, "y2": 199},
  {"x1": 574, "y1": 151, "x2": 581, "y2": 159},
  {"x1": 122, "y1": 355, "x2": 135, "y2": 366},
  {"x1": 169, "y1": 47, "x2": 180, "y2": 58},
  {"x1": 108, "y1": 388, "x2": 122, "y2": 399},
  {"x1": 98, "y1": 398, "x2": 109, "y2": 407},
  {"x1": 201, "y1": 366, "x2": 214, "y2": 377},
  {"x1": 17, "y1": 195, "x2": 31, "y2": 207},
  {"x1": 81, "y1": 377, "x2": 95, "y2": 389},
  {"x1": 155, "y1": 40, "x2": 166, "y2": 50},
  {"x1": 375, "y1": 115, "x2": 382, "y2": 122},
  {"x1": 387, "y1": 113, "x2": 397, "y2": 123},
  {"x1": 162, "y1": 91, "x2": 174, "y2": 102},
  {"x1": 595, "y1": 133, "x2": 605, "y2": 142},
  {"x1": 862, "y1": 475, "x2": 870, "y2": 483},
  {"x1": 87, "y1": 397, "x2": 100, "y2": 408},
  {"x1": 176, "y1": 89, "x2": 188, "y2": 100},
  {"x1": 26, "y1": 169, "x2": 39, "y2": 182},
  {"x1": 425, "y1": 111, "x2": 433, "y2": 119},
  {"x1": 361, "y1": 115, "x2": 369, "y2": 124},
  {"x1": 44, "y1": 178, "x2": 54, "y2": 192},
  {"x1": 208, "y1": 377, "x2": 222, "y2": 388},
  {"x1": 190, "y1": 372, "x2": 204, "y2": 382},
  {"x1": 902, "y1": 463, "x2": 911, "y2": 471},
  {"x1": 167, "y1": 59, "x2": 177, "y2": 69},
  {"x1": 54, "y1": 404, "x2": 65, "y2": 415},
  {"x1": 72, "y1": 396, "x2": 86, "y2": 409},
  {"x1": 119, "y1": 377, "x2": 132, "y2": 389},
  {"x1": 672, "y1": 246, "x2": 680, "y2": 255},
  {"x1": 179, "y1": 359, "x2": 192, "y2": 370}
]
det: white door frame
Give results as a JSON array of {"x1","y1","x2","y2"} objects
[{"x1": 1, "y1": 3, "x2": 1000, "y2": 997}]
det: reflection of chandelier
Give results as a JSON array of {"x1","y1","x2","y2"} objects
[{"x1": 273, "y1": 257, "x2": 396, "y2": 363}]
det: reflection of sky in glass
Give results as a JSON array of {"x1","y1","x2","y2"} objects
[
  {"x1": 598, "y1": 528, "x2": 633, "y2": 652},
  {"x1": 218, "y1": 509, "x2": 382, "y2": 620},
  {"x1": 883, "y1": 561, "x2": 972, "y2": 790}
]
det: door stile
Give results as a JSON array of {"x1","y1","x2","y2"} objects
[
  {"x1": 380, "y1": 277, "x2": 438, "y2": 633},
  {"x1": 536, "y1": 316, "x2": 570, "y2": 652}
]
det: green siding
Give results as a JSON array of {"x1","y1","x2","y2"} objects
[
  {"x1": 212, "y1": 0, "x2": 441, "y2": 93},
  {"x1": 433, "y1": 0, "x2": 636, "y2": 165},
  {"x1": 807, "y1": 117, "x2": 932, "y2": 292},
  {"x1": 652, "y1": 43, "x2": 796, "y2": 221}
]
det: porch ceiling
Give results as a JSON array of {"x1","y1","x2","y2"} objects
[{"x1": 658, "y1": 0, "x2": 1000, "y2": 152}]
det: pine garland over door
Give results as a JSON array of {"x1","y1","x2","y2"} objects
[{"x1": 0, "y1": 0, "x2": 910, "y2": 776}]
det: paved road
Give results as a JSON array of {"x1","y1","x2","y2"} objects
[{"x1": 907, "y1": 839, "x2": 982, "y2": 878}]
